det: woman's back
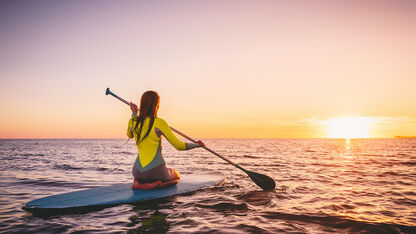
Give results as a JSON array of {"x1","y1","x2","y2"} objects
[
  {"x1": 127, "y1": 90, "x2": 203, "y2": 185},
  {"x1": 128, "y1": 116, "x2": 187, "y2": 169}
]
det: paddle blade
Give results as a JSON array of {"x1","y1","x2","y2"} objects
[{"x1": 247, "y1": 170, "x2": 276, "y2": 191}]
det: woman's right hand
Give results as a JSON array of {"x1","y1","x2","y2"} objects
[{"x1": 130, "y1": 102, "x2": 138, "y2": 112}]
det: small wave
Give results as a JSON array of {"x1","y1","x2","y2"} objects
[
  {"x1": 292, "y1": 186, "x2": 322, "y2": 194},
  {"x1": 380, "y1": 210, "x2": 397, "y2": 217},
  {"x1": 236, "y1": 190, "x2": 275, "y2": 206},
  {"x1": 19, "y1": 153, "x2": 45, "y2": 157},
  {"x1": 53, "y1": 164, "x2": 82, "y2": 171},
  {"x1": 15, "y1": 178, "x2": 81, "y2": 187},
  {"x1": 404, "y1": 191, "x2": 416, "y2": 196},
  {"x1": 396, "y1": 181, "x2": 413, "y2": 186},
  {"x1": 311, "y1": 163, "x2": 340, "y2": 167},
  {"x1": 195, "y1": 202, "x2": 249, "y2": 211},
  {"x1": 260, "y1": 211, "x2": 416, "y2": 233},
  {"x1": 382, "y1": 171, "x2": 401, "y2": 176},
  {"x1": 266, "y1": 163, "x2": 284, "y2": 167},
  {"x1": 243, "y1": 155, "x2": 261, "y2": 159},
  {"x1": 401, "y1": 161, "x2": 416, "y2": 166},
  {"x1": 94, "y1": 167, "x2": 125, "y2": 172},
  {"x1": 321, "y1": 204, "x2": 356, "y2": 212},
  {"x1": 353, "y1": 202, "x2": 376, "y2": 207},
  {"x1": 378, "y1": 171, "x2": 411, "y2": 178},
  {"x1": 99, "y1": 167, "x2": 111, "y2": 171},
  {"x1": 393, "y1": 198, "x2": 416, "y2": 206},
  {"x1": 234, "y1": 224, "x2": 270, "y2": 233},
  {"x1": 112, "y1": 151, "x2": 134, "y2": 155}
]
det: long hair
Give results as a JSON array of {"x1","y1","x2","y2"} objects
[{"x1": 134, "y1": 91, "x2": 160, "y2": 144}]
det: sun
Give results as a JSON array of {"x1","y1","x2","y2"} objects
[{"x1": 325, "y1": 117, "x2": 373, "y2": 139}]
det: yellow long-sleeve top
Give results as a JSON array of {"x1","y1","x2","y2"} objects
[{"x1": 127, "y1": 116, "x2": 197, "y2": 172}]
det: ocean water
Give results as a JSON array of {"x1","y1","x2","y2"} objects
[{"x1": 0, "y1": 138, "x2": 415, "y2": 233}]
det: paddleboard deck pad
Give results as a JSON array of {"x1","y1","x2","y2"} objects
[{"x1": 23, "y1": 172, "x2": 225, "y2": 210}]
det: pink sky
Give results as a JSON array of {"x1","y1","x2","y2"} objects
[{"x1": 0, "y1": 0, "x2": 415, "y2": 138}]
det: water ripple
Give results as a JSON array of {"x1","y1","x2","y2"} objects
[{"x1": 0, "y1": 139, "x2": 415, "y2": 233}]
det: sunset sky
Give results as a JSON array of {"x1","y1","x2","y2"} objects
[{"x1": 1, "y1": 0, "x2": 415, "y2": 139}]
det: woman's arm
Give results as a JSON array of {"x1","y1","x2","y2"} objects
[
  {"x1": 127, "y1": 102, "x2": 138, "y2": 138},
  {"x1": 186, "y1": 140, "x2": 205, "y2": 149},
  {"x1": 158, "y1": 118, "x2": 204, "y2": 150},
  {"x1": 127, "y1": 118, "x2": 134, "y2": 138}
]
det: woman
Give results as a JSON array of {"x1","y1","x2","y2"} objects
[{"x1": 127, "y1": 91, "x2": 204, "y2": 188}]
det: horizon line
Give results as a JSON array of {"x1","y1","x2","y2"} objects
[{"x1": 0, "y1": 137, "x2": 404, "y2": 140}]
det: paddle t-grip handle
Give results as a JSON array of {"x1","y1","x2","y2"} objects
[{"x1": 106, "y1": 88, "x2": 130, "y2": 106}]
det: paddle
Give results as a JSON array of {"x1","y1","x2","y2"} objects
[{"x1": 106, "y1": 88, "x2": 276, "y2": 190}]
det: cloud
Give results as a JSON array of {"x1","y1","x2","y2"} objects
[{"x1": 371, "y1": 116, "x2": 416, "y2": 130}]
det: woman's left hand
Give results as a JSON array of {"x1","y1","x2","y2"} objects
[
  {"x1": 196, "y1": 140, "x2": 205, "y2": 147},
  {"x1": 130, "y1": 102, "x2": 139, "y2": 112}
]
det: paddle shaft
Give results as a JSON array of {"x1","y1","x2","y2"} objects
[
  {"x1": 170, "y1": 127, "x2": 245, "y2": 171},
  {"x1": 106, "y1": 88, "x2": 245, "y2": 172}
]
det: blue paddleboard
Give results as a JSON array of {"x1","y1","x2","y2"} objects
[{"x1": 23, "y1": 172, "x2": 225, "y2": 210}]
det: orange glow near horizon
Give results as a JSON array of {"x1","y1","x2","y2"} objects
[{"x1": 325, "y1": 117, "x2": 373, "y2": 139}]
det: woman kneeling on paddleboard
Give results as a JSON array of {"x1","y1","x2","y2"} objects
[{"x1": 128, "y1": 91, "x2": 204, "y2": 189}]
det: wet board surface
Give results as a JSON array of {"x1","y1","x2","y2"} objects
[{"x1": 23, "y1": 172, "x2": 225, "y2": 210}]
